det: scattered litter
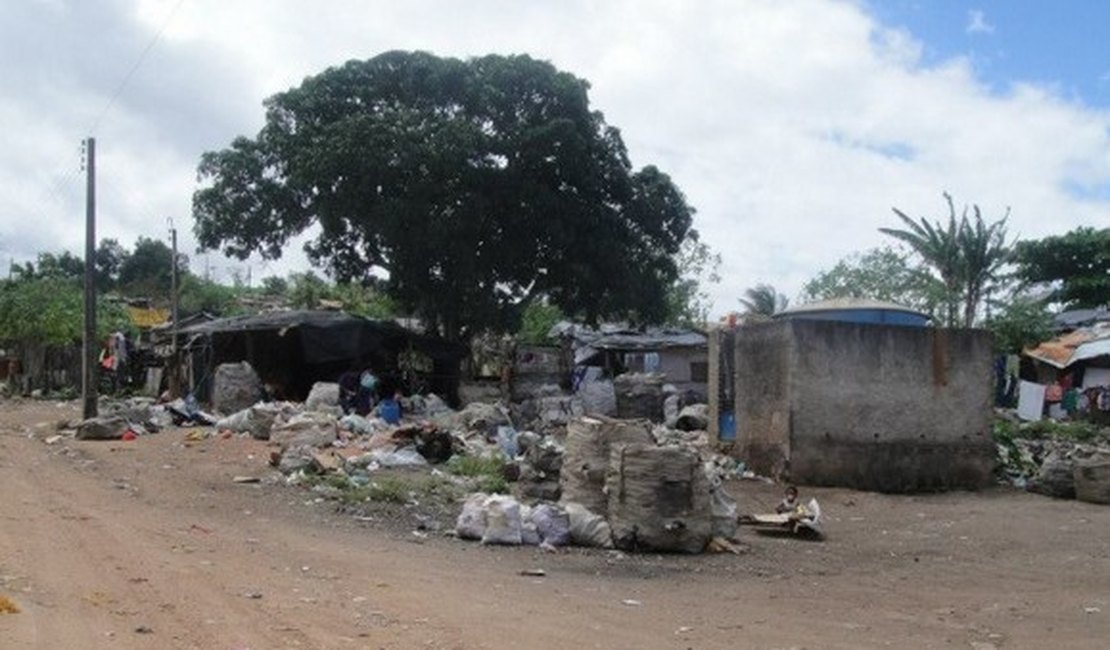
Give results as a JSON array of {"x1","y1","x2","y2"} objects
[
  {"x1": 44, "y1": 435, "x2": 63, "y2": 445},
  {"x1": 134, "y1": 625, "x2": 153, "y2": 634},
  {"x1": 621, "y1": 599, "x2": 642, "y2": 607},
  {"x1": 232, "y1": 476, "x2": 261, "y2": 484},
  {"x1": 0, "y1": 595, "x2": 20, "y2": 614},
  {"x1": 1084, "y1": 606, "x2": 1101, "y2": 614},
  {"x1": 706, "y1": 537, "x2": 744, "y2": 554},
  {"x1": 244, "y1": 591, "x2": 263, "y2": 600},
  {"x1": 519, "y1": 568, "x2": 546, "y2": 577}
]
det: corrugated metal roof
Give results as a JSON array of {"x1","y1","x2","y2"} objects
[{"x1": 1024, "y1": 323, "x2": 1110, "y2": 369}]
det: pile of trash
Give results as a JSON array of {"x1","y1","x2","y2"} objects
[
  {"x1": 68, "y1": 395, "x2": 207, "y2": 441},
  {"x1": 454, "y1": 414, "x2": 744, "y2": 554},
  {"x1": 994, "y1": 414, "x2": 1110, "y2": 505}
]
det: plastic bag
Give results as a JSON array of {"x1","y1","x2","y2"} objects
[
  {"x1": 564, "y1": 502, "x2": 613, "y2": 548},
  {"x1": 497, "y1": 426, "x2": 519, "y2": 459},
  {"x1": 370, "y1": 446, "x2": 428, "y2": 468},
  {"x1": 710, "y1": 488, "x2": 738, "y2": 540},
  {"x1": 455, "y1": 492, "x2": 489, "y2": 540},
  {"x1": 530, "y1": 503, "x2": 572, "y2": 547},
  {"x1": 481, "y1": 495, "x2": 523, "y2": 545}
]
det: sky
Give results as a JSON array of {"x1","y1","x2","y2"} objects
[{"x1": 2, "y1": 0, "x2": 1108, "y2": 316}]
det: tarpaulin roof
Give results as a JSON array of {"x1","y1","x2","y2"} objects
[
  {"x1": 549, "y1": 321, "x2": 707, "y2": 365},
  {"x1": 178, "y1": 310, "x2": 465, "y2": 364},
  {"x1": 1024, "y1": 322, "x2": 1110, "y2": 369},
  {"x1": 549, "y1": 321, "x2": 706, "y2": 350}
]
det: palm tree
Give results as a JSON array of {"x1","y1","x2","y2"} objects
[
  {"x1": 739, "y1": 283, "x2": 788, "y2": 317},
  {"x1": 881, "y1": 193, "x2": 1011, "y2": 327},
  {"x1": 957, "y1": 204, "x2": 1010, "y2": 327},
  {"x1": 881, "y1": 193, "x2": 962, "y2": 327}
]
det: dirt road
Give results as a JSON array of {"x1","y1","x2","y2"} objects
[{"x1": 1, "y1": 399, "x2": 1107, "y2": 649}]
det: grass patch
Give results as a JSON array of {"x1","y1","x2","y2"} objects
[
  {"x1": 335, "y1": 471, "x2": 468, "y2": 505},
  {"x1": 447, "y1": 454, "x2": 506, "y2": 478},
  {"x1": 446, "y1": 454, "x2": 510, "y2": 494}
]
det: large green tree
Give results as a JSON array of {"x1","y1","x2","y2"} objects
[
  {"x1": 118, "y1": 236, "x2": 187, "y2": 297},
  {"x1": 665, "y1": 230, "x2": 721, "y2": 326},
  {"x1": 1013, "y1": 227, "x2": 1109, "y2": 309},
  {"x1": 193, "y1": 51, "x2": 693, "y2": 340},
  {"x1": 0, "y1": 276, "x2": 128, "y2": 344}
]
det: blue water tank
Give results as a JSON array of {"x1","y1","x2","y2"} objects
[{"x1": 774, "y1": 298, "x2": 930, "y2": 327}]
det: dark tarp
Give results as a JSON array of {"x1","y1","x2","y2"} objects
[{"x1": 177, "y1": 310, "x2": 466, "y2": 402}]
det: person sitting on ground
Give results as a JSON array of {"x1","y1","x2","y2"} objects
[
  {"x1": 775, "y1": 485, "x2": 800, "y2": 514},
  {"x1": 337, "y1": 367, "x2": 362, "y2": 414}
]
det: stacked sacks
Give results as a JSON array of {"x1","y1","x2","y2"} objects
[
  {"x1": 454, "y1": 494, "x2": 572, "y2": 548},
  {"x1": 452, "y1": 413, "x2": 738, "y2": 553},
  {"x1": 559, "y1": 415, "x2": 654, "y2": 517},
  {"x1": 612, "y1": 372, "x2": 665, "y2": 421},
  {"x1": 1074, "y1": 455, "x2": 1110, "y2": 505},
  {"x1": 606, "y1": 443, "x2": 713, "y2": 554}
]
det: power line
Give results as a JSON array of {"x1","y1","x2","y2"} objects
[
  {"x1": 24, "y1": 0, "x2": 188, "y2": 242},
  {"x1": 89, "y1": 0, "x2": 188, "y2": 135}
]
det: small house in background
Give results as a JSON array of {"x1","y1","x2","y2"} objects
[
  {"x1": 774, "y1": 297, "x2": 931, "y2": 327},
  {"x1": 550, "y1": 322, "x2": 709, "y2": 397},
  {"x1": 1020, "y1": 322, "x2": 1110, "y2": 424}
]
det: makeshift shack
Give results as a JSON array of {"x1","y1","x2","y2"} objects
[
  {"x1": 551, "y1": 322, "x2": 708, "y2": 397},
  {"x1": 175, "y1": 310, "x2": 465, "y2": 405},
  {"x1": 1020, "y1": 322, "x2": 1110, "y2": 423}
]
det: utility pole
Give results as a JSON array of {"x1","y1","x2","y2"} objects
[
  {"x1": 81, "y1": 137, "x2": 97, "y2": 418},
  {"x1": 170, "y1": 223, "x2": 179, "y2": 343},
  {"x1": 169, "y1": 222, "x2": 180, "y2": 397}
]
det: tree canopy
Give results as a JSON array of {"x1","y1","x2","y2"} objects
[
  {"x1": 1013, "y1": 227, "x2": 1109, "y2": 309},
  {"x1": 193, "y1": 51, "x2": 694, "y2": 340},
  {"x1": 801, "y1": 246, "x2": 943, "y2": 316}
]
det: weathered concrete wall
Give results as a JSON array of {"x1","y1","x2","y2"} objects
[
  {"x1": 733, "y1": 322, "x2": 794, "y2": 480},
  {"x1": 734, "y1": 320, "x2": 994, "y2": 492}
]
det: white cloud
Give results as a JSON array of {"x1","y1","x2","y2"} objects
[
  {"x1": 966, "y1": 9, "x2": 995, "y2": 35},
  {"x1": 2, "y1": 0, "x2": 1108, "y2": 314}
]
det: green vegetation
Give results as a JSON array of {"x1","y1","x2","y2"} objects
[
  {"x1": 446, "y1": 454, "x2": 509, "y2": 494},
  {"x1": 517, "y1": 301, "x2": 564, "y2": 345},
  {"x1": 801, "y1": 245, "x2": 944, "y2": 317},
  {"x1": 1013, "y1": 226, "x2": 1110, "y2": 309},
  {"x1": 194, "y1": 51, "x2": 695, "y2": 339},
  {"x1": 993, "y1": 417, "x2": 1104, "y2": 444}
]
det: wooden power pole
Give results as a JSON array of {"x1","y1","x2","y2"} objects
[
  {"x1": 168, "y1": 222, "x2": 181, "y2": 398},
  {"x1": 82, "y1": 137, "x2": 98, "y2": 418}
]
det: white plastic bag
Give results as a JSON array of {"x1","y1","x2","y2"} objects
[
  {"x1": 564, "y1": 502, "x2": 613, "y2": 548},
  {"x1": 481, "y1": 495, "x2": 523, "y2": 545},
  {"x1": 455, "y1": 492, "x2": 489, "y2": 540}
]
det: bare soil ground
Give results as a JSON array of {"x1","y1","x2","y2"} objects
[{"x1": 1, "y1": 398, "x2": 1107, "y2": 649}]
